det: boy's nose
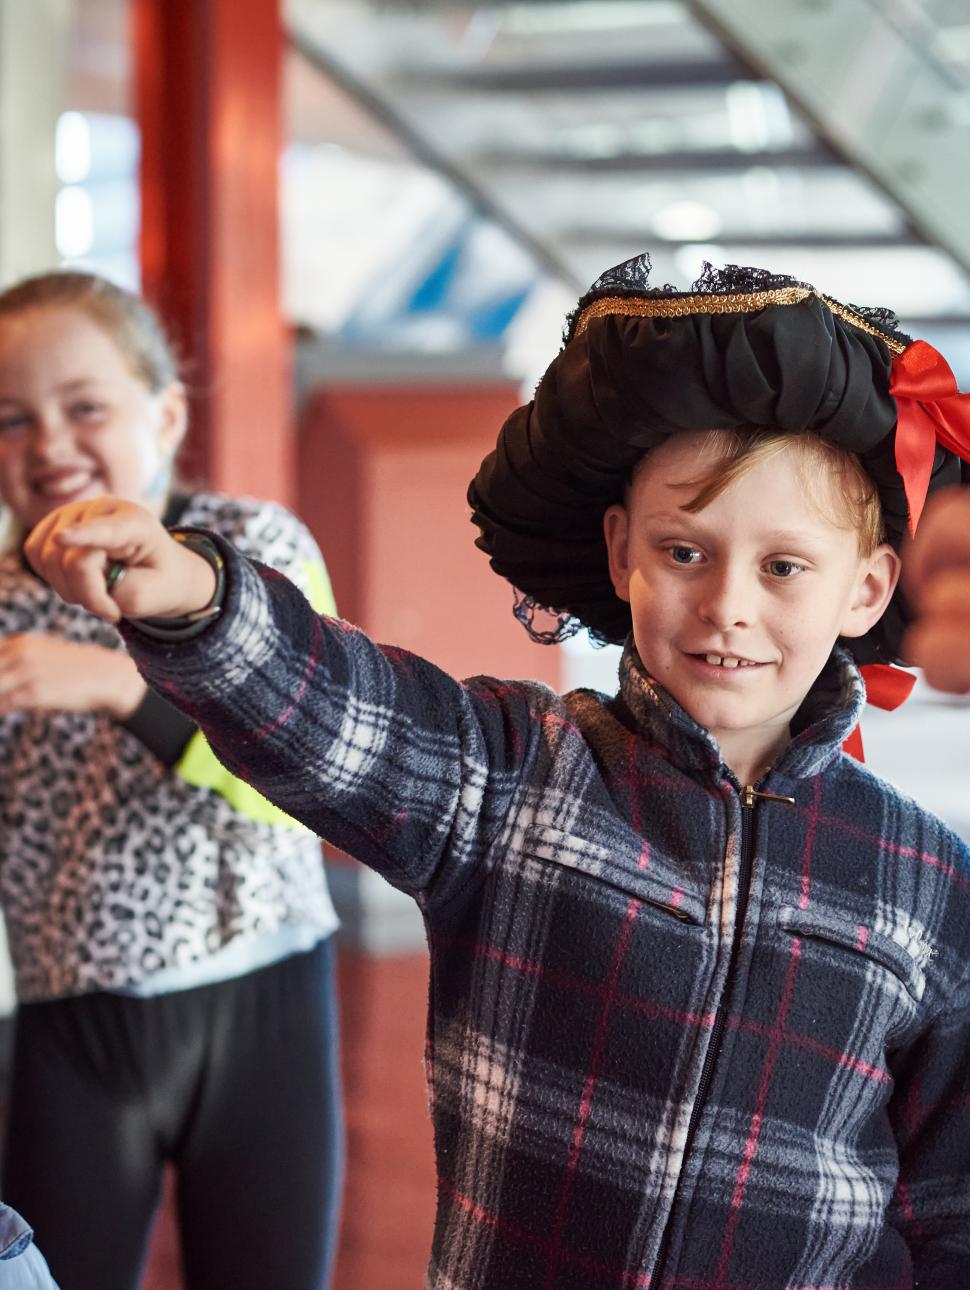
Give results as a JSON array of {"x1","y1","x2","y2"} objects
[{"x1": 696, "y1": 569, "x2": 756, "y2": 630}]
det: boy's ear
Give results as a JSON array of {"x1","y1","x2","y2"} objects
[
  {"x1": 156, "y1": 381, "x2": 188, "y2": 458},
  {"x1": 839, "y1": 543, "x2": 902, "y2": 639},
  {"x1": 603, "y1": 503, "x2": 632, "y2": 603}
]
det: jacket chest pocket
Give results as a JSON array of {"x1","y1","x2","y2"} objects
[
  {"x1": 520, "y1": 824, "x2": 706, "y2": 927},
  {"x1": 777, "y1": 905, "x2": 929, "y2": 1007}
]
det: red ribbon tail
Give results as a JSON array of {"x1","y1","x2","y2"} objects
[
  {"x1": 842, "y1": 725, "x2": 865, "y2": 762},
  {"x1": 893, "y1": 413, "x2": 936, "y2": 536},
  {"x1": 843, "y1": 665, "x2": 915, "y2": 764},
  {"x1": 890, "y1": 340, "x2": 970, "y2": 534}
]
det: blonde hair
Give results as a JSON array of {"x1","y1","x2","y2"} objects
[
  {"x1": 0, "y1": 270, "x2": 179, "y2": 393},
  {"x1": 675, "y1": 429, "x2": 884, "y2": 556}
]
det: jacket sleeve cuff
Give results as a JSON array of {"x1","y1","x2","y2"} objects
[{"x1": 124, "y1": 530, "x2": 226, "y2": 641}]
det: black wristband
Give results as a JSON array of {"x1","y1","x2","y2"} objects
[{"x1": 126, "y1": 530, "x2": 226, "y2": 642}]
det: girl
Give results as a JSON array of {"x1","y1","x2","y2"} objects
[{"x1": 0, "y1": 271, "x2": 343, "y2": 1290}]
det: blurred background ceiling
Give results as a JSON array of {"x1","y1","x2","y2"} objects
[
  {"x1": 50, "y1": 0, "x2": 970, "y2": 830},
  {"x1": 65, "y1": 0, "x2": 970, "y2": 385}
]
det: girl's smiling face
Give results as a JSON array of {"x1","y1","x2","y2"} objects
[
  {"x1": 0, "y1": 305, "x2": 185, "y2": 530},
  {"x1": 603, "y1": 431, "x2": 900, "y2": 783}
]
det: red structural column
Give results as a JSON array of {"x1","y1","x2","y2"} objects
[
  {"x1": 298, "y1": 381, "x2": 563, "y2": 1286},
  {"x1": 133, "y1": 0, "x2": 294, "y2": 505}
]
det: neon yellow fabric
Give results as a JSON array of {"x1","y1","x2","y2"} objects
[
  {"x1": 304, "y1": 559, "x2": 337, "y2": 619},
  {"x1": 175, "y1": 558, "x2": 336, "y2": 828}
]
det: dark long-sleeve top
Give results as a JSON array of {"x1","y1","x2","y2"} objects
[{"x1": 121, "y1": 533, "x2": 970, "y2": 1290}]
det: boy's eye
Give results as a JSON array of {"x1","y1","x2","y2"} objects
[
  {"x1": 668, "y1": 545, "x2": 702, "y2": 565},
  {"x1": 766, "y1": 559, "x2": 803, "y2": 578}
]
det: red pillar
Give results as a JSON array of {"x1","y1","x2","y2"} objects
[
  {"x1": 299, "y1": 381, "x2": 563, "y2": 1287},
  {"x1": 133, "y1": 0, "x2": 293, "y2": 506}
]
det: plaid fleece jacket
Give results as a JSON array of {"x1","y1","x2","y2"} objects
[{"x1": 123, "y1": 538, "x2": 970, "y2": 1290}]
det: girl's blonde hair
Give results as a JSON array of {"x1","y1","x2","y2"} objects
[
  {"x1": 676, "y1": 429, "x2": 884, "y2": 556},
  {"x1": 0, "y1": 270, "x2": 179, "y2": 393}
]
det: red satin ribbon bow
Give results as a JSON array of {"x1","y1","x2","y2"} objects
[
  {"x1": 890, "y1": 339, "x2": 970, "y2": 534},
  {"x1": 842, "y1": 663, "x2": 917, "y2": 762},
  {"x1": 843, "y1": 342, "x2": 968, "y2": 759}
]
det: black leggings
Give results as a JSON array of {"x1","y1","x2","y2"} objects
[{"x1": 2, "y1": 938, "x2": 343, "y2": 1290}]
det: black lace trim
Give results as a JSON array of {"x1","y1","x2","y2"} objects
[
  {"x1": 562, "y1": 251, "x2": 908, "y2": 347},
  {"x1": 512, "y1": 590, "x2": 610, "y2": 649},
  {"x1": 844, "y1": 300, "x2": 905, "y2": 343},
  {"x1": 690, "y1": 259, "x2": 811, "y2": 296}
]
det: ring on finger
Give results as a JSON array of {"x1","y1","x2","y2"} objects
[{"x1": 105, "y1": 560, "x2": 127, "y2": 594}]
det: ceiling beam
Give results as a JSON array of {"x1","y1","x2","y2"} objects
[
  {"x1": 688, "y1": 0, "x2": 970, "y2": 275},
  {"x1": 557, "y1": 228, "x2": 923, "y2": 250},
  {"x1": 390, "y1": 58, "x2": 748, "y2": 93},
  {"x1": 474, "y1": 144, "x2": 837, "y2": 174},
  {"x1": 288, "y1": 21, "x2": 583, "y2": 291}
]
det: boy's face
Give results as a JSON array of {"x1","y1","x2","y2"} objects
[{"x1": 603, "y1": 432, "x2": 900, "y2": 781}]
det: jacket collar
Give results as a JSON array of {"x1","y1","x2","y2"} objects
[{"x1": 616, "y1": 639, "x2": 864, "y2": 784}]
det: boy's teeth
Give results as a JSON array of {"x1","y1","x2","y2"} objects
[
  {"x1": 722, "y1": 657, "x2": 740, "y2": 668},
  {"x1": 704, "y1": 653, "x2": 755, "y2": 668}
]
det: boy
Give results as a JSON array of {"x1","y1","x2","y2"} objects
[{"x1": 25, "y1": 256, "x2": 970, "y2": 1288}]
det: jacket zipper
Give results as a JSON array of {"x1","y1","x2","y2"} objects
[{"x1": 649, "y1": 781, "x2": 793, "y2": 1284}]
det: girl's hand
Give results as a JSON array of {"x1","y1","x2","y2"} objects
[
  {"x1": 0, "y1": 635, "x2": 146, "y2": 718},
  {"x1": 903, "y1": 487, "x2": 970, "y2": 694},
  {"x1": 24, "y1": 497, "x2": 217, "y2": 624}
]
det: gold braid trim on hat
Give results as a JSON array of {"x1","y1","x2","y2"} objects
[
  {"x1": 820, "y1": 295, "x2": 907, "y2": 354},
  {"x1": 573, "y1": 289, "x2": 908, "y2": 354}
]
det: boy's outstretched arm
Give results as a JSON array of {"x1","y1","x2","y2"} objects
[
  {"x1": 903, "y1": 487, "x2": 970, "y2": 693},
  {"x1": 26, "y1": 498, "x2": 535, "y2": 906}
]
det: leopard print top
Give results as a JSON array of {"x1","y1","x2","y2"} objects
[{"x1": 0, "y1": 493, "x2": 338, "y2": 1002}]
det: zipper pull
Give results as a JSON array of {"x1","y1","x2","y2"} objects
[{"x1": 741, "y1": 784, "x2": 796, "y2": 809}]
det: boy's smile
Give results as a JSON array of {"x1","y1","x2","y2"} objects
[{"x1": 604, "y1": 432, "x2": 900, "y2": 785}]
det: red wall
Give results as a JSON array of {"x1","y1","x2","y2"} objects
[{"x1": 298, "y1": 382, "x2": 562, "y2": 687}]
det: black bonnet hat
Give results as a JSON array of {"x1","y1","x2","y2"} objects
[{"x1": 468, "y1": 253, "x2": 970, "y2": 665}]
